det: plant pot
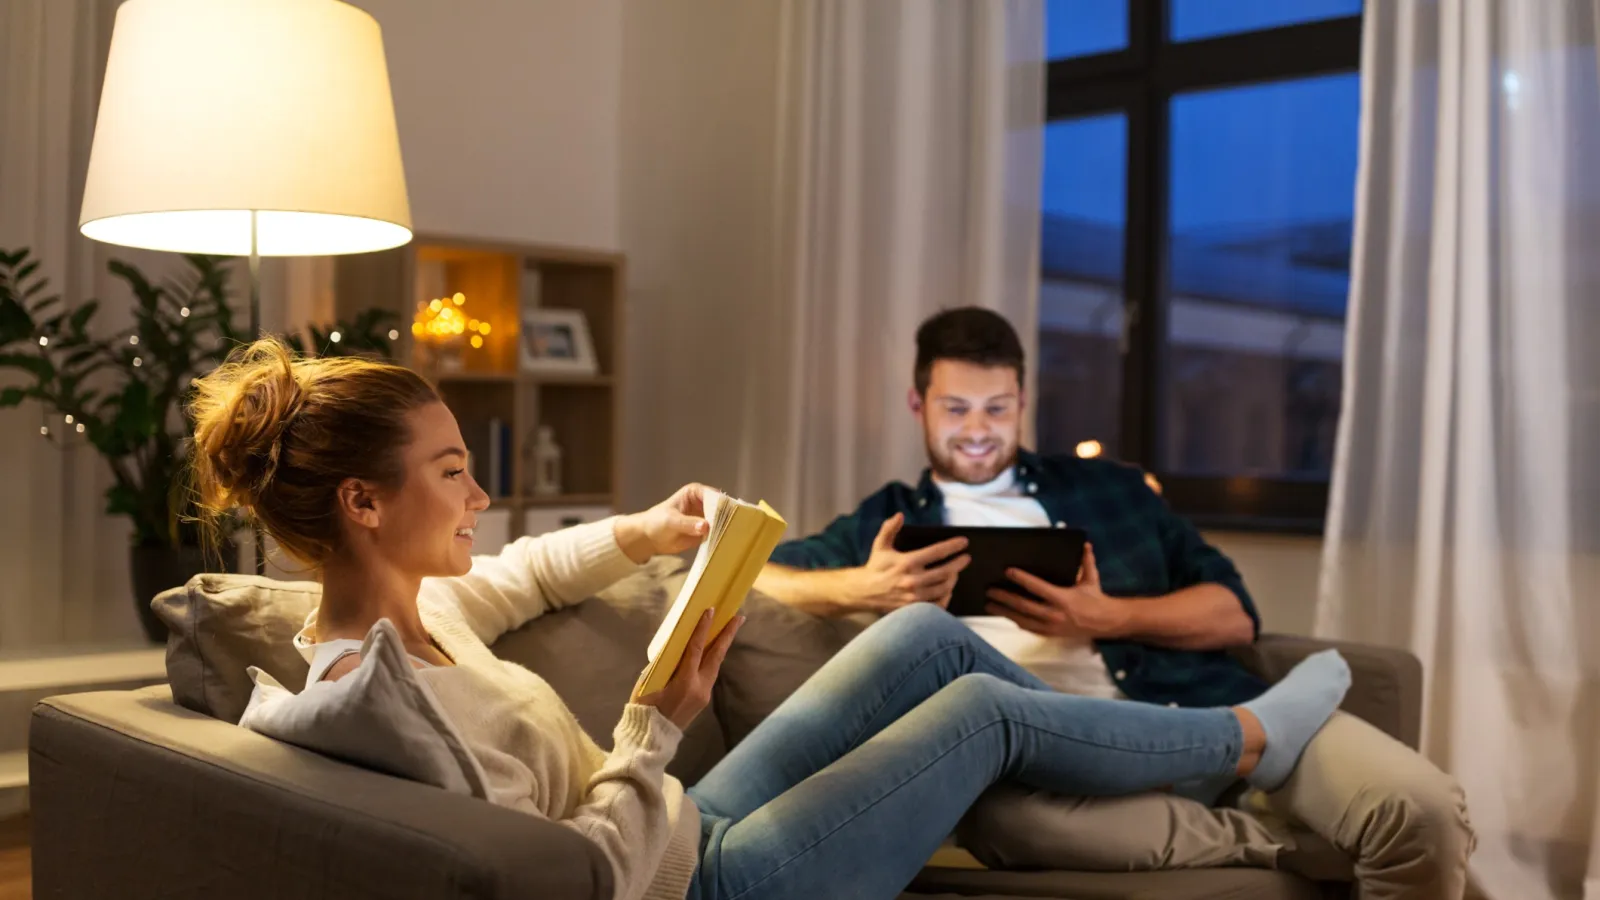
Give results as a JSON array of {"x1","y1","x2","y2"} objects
[{"x1": 129, "y1": 544, "x2": 237, "y2": 644}]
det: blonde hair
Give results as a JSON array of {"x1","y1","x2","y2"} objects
[{"x1": 187, "y1": 338, "x2": 439, "y2": 567}]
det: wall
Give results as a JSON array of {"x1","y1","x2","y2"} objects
[
  {"x1": 349, "y1": 0, "x2": 621, "y2": 250},
  {"x1": 1206, "y1": 532, "x2": 1323, "y2": 635},
  {"x1": 616, "y1": 0, "x2": 784, "y2": 511}
]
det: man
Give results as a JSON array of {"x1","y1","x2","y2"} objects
[{"x1": 753, "y1": 307, "x2": 1473, "y2": 900}]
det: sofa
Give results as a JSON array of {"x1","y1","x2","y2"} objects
[{"x1": 28, "y1": 559, "x2": 1420, "y2": 900}]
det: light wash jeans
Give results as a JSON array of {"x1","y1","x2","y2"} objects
[{"x1": 684, "y1": 604, "x2": 1248, "y2": 900}]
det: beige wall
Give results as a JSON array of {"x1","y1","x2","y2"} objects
[
  {"x1": 350, "y1": 0, "x2": 622, "y2": 250},
  {"x1": 1205, "y1": 532, "x2": 1324, "y2": 636}
]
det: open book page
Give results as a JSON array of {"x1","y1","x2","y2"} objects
[{"x1": 646, "y1": 490, "x2": 728, "y2": 662}]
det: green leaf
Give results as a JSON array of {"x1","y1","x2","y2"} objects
[
  {"x1": 0, "y1": 352, "x2": 53, "y2": 380},
  {"x1": 69, "y1": 300, "x2": 98, "y2": 333},
  {"x1": 0, "y1": 386, "x2": 29, "y2": 408}
]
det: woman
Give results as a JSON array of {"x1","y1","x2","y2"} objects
[{"x1": 189, "y1": 339, "x2": 1350, "y2": 900}]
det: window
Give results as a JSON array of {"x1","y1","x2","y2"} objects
[{"x1": 1038, "y1": 1, "x2": 1362, "y2": 530}]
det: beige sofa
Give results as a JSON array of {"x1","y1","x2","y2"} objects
[{"x1": 28, "y1": 561, "x2": 1419, "y2": 900}]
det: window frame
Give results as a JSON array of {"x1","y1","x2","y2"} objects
[{"x1": 1042, "y1": 5, "x2": 1363, "y2": 534}]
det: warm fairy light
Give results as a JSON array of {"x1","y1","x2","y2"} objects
[
  {"x1": 452, "y1": 292, "x2": 465, "y2": 306},
  {"x1": 1075, "y1": 439, "x2": 1103, "y2": 459},
  {"x1": 479, "y1": 321, "x2": 491, "y2": 335},
  {"x1": 429, "y1": 298, "x2": 442, "y2": 313},
  {"x1": 413, "y1": 292, "x2": 491, "y2": 351},
  {"x1": 470, "y1": 334, "x2": 483, "y2": 348},
  {"x1": 411, "y1": 321, "x2": 423, "y2": 337},
  {"x1": 329, "y1": 331, "x2": 342, "y2": 343},
  {"x1": 387, "y1": 329, "x2": 399, "y2": 340},
  {"x1": 38, "y1": 336, "x2": 48, "y2": 347},
  {"x1": 64, "y1": 414, "x2": 74, "y2": 424}
]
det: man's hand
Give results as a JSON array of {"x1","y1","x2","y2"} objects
[
  {"x1": 985, "y1": 543, "x2": 1131, "y2": 639},
  {"x1": 614, "y1": 483, "x2": 715, "y2": 563},
  {"x1": 635, "y1": 609, "x2": 743, "y2": 731},
  {"x1": 846, "y1": 513, "x2": 972, "y2": 612}
]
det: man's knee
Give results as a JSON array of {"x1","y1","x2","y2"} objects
[
  {"x1": 1353, "y1": 766, "x2": 1475, "y2": 862},
  {"x1": 875, "y1": 601, "x2": 963, "y2": 642}
]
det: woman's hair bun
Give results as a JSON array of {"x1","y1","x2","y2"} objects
[{"x1": 188, "y1": 339, "x2": 306, "y2": 517}]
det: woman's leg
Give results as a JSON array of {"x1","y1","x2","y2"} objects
[
  {"x1": 690, "y1": 603, "x2": 1052, "y2": 820},
  {"x1": 696, "y1": 672, "x2": 1252, "y2": 900}
]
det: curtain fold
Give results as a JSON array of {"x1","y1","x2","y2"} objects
[
  {"x1": 735, "y1": 0, "x2": 1044, "y2": 534},
  {"x1": 1317, "y1": 3, "x2": 1600, "y2": 898}
]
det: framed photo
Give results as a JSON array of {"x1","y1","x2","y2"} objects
[{"x1": 519, "y1": 307, "x2": 598, "y2": 376}]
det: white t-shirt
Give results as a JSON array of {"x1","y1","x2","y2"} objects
[{"x1": 937, "y1": 468, "x2": 1125, "y2": 699}]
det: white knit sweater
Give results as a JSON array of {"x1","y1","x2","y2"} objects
[{"x1": 299, "y1": 519, "x2": 700, "y2": 900}]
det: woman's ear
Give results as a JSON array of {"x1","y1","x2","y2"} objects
[{"x1": 336, "y1": 477, "x2": 381, "y2": 530}]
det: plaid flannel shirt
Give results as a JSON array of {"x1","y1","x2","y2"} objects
[{"x1": 768, "y1": 449, "x2": 1270, "y2": 708}]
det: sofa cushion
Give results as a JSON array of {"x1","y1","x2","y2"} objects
[
  {"x1": 712, "y1": 589, "x2": 869, "y2": 747},
  {"x1": 489, "y1": 558, "x2": 727, "y2": 782},
  {"x1": 153, "y1": 573, "x2": 318, "y2": 723}
]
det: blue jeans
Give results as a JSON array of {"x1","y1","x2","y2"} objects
[{"x1": 683, "y1": 604, "x2": 1245, "y2": 900}]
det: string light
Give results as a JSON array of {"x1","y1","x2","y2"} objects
[
  {"x1": 428, "y1": 299, "x2": 442, "y2": 313},
  {"x1": 75, "y1": 423, "x2": 85, "y2": 434},
  {"x1": 132, "y1": 357, "x2": 143, "y2": 367},
  {"x1": 39, "y1": 426, "x2": 48, "y2": 436},
  {"x1": 64, "y1": 414, "x2": 74, "y2": 424},
  {"x1": 387, "y1": 329, "x2": 399, "y2": 341},
  {"x1": 38, "y1": 336, "x2": 48, "y2": 347},
  {"x1": 129, "y1": 335, "x2": 139, "y2": 345},
  {"x1": 479, "y1": 322, "x2": 491, "y2": 335},
  {"x1": 179, "y1": 307, "x2": 190, "y2": 317},
  {"x1": 329, "y1": 331, "x2": 342, "y2": 343},
  {"x1": 452, "y1": 292, "x2": 465, "y2": 306},
  {"x1": 470, "y1": 335, "x2": 483, "y2": 349}
]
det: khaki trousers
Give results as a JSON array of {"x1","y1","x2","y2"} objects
[{"x1": 956, "y1": 713, "x2": 1475, "y2": 900}]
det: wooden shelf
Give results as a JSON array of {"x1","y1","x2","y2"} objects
[{"x1": 521, "y1": 492, "x2": 613, "y2": 508}]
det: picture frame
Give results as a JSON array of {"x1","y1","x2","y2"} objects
[{"x1": 519, "y1": 307, "x2": 598, "y2": 376}]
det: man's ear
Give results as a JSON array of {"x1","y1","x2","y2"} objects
[
  {"x1": 336, "y1": 477, "x2": 382, "y2": 530},
  {"x1": 907, "y1": 387, "x2": 923, "y2": 416}
]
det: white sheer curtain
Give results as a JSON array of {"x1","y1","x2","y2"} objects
[
  {"x1": 731, "y1": 0, "x2": 1044, "y2": 533},
  {"x1": 1316, "y1": 3, "x2": 1600, "y2": 899}
]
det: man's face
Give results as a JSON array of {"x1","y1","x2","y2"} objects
[{"x1": 915, "y1": 360, "x2": 1023, "y2": 485}]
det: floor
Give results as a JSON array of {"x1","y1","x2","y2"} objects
[{"x1": 0, "y1": 815, "x2": 27, "y2": 900}]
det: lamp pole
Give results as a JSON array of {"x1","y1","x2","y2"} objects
[{"x1": 249, "y1": 210, "x2": 265, "y2": 575}]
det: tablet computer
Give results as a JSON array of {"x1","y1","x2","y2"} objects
[{"x1": 893, "y1": 525, "x2": 1088, "y2": 617}]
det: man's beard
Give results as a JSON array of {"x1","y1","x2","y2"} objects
[{"x1": 926, "y1": 435, "x2": 1018, "y2": 485}]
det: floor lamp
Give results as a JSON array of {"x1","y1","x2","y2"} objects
[{"x1": 77, "y1": 0, "x2": 414, "y2": 575}]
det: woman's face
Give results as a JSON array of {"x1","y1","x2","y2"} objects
[{"x1": 373, "y1": 401, "x2": 491, "y2": 578}]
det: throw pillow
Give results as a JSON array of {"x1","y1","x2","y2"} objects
[
  {"x1": 239, "y1": 617, "x2": 489, "y2": 798},
  {"x1": 153, "y1": 573, "x2": 318, "y2": 724}
]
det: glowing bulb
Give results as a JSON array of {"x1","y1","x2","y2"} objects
[
  {"x1": 388, "y1": 329, "x2": 399, "y2": 341},
  {"x1": 40, "y1": 426, "x2": 49, "y2": 436},
  {"x1": 129, "y1": 335, "x2": 139, "y2": 345},
  {"x1": 452, "y1": 292, "x2": 465, "y2": 306},
  {"x1": 411, "y1": 322, "x2": 424, "y2": 337},
  {"x1": 132, "y1": 357, "x2": 143, "y2": 367},
  {"x1": 429, "y1": 299, "x2": 442, "y2": 313},
  {"x1": 468, "y1": 319, "x2": 479, "y2": 330},
  {"x1": 179, "y1": 307, "x2": 190, "y2": 317},
  {"x1": 75, "y1": 423, "x2": 84, "y2": 433},
  {"x1": 1075, "y1": 439, "x2": 1103, "y2": 459},
  {"x1": 64, "y1": 414, "x2": 74, "y2": 424},
  {"x1": 479, "y1": 322, "x2": 491, "y2": 335},
  {"x1": 470, "y1": 335, "x2": 483, "y2": 349},
  {"x1": 453, "y1": 320, "x2": 465, "y2": 335},
  {"x1": 329, "y1": 331, "x2": 342, "y2": 343},
  {"x1": 38, "y1": 336, "x2": 48, "y2": 347}
]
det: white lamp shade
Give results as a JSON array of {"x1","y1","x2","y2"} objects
[{"x1": 79, "y1": 0, "x2": 412, "y2": 256}]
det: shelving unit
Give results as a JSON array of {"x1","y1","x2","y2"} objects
[{"x1": 332, "y1": 236, "x2": 624, "y2": 538}]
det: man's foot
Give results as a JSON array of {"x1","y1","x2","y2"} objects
[{"x1": 1237, "y1": 650, "x2": 1351, "y2": 791}]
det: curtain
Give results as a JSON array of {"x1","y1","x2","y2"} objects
[
  {"x1": 1316, "y1": 3, "x2": 1600, "y2": 899},
  {"x1": 732, "y1": 0, "x2": 1045, "y2": 534}
]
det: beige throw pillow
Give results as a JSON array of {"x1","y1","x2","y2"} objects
[{"x1": 153, "y1": 573, "x2": 319, "y2": 724}]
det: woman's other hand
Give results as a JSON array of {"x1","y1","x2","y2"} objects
[
  {"x1": 635, "y1": 609, "x2": 743, "y2": 730},
  {"x1": 613, "y1": 483, "x2": 716, "y2": 563}
]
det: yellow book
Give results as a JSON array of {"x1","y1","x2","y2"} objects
[{"x1": 635, "y1": 491, "x2": 787, "y2": 698}]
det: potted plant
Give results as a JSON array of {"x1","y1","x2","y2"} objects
[{"x1": 0, "y1": 247, "x2": 399, "y2": 642}]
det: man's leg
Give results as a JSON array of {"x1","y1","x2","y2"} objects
[
  {"x1": 956, "y1": 785, "x2": 1290, "y2": 872},
  {"x1": 1265, "y1": 711, "x2": 1475, "y2": 900}
]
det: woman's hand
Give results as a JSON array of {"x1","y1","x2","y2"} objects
[
  {"x1": 613, "y1": 483, "x2": 716, "y2": 564},
  {"x1": 635, "y1": 609, "x2": 743, "y2": 731}
]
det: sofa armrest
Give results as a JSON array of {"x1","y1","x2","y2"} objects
[
  {"x1": 1230, "y1": 634, "x2": 1422, "y2": 750},
  {"x1": 29, "y1": 686, "x2": 613, "y2": 900}
]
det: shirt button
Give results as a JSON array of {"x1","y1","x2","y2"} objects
[
  {"x1": 1168, "y1": 702, "x2": 1179, "y2": 709},
  {"x1": 1114, "y1": 669, "x2": 1127, "y2": 680},
  {"x1": 1027, "y1": 483, "x2": 1039, "y2": 494},
  {"x1": 917, "y1": 498, "x2": 928, "y2": 507},
  {"x1": 1054, "y1": 521, "x2": 1067, "y2": 528},
  {"x1": 1018, "y1": 465, "x2": 1029, "y2": 475}
]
